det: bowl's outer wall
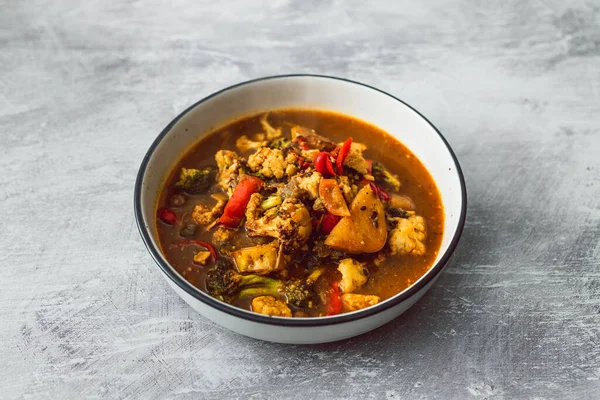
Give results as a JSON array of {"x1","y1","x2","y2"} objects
[
  {"x1": 164, "y1": 265, "x2": 443, "y2": 344},
  {"x1": 136, "y1": 75, "x2": 466, "y2": 342}
]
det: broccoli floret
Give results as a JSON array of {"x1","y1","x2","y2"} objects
[
  {"x1": 282, "y1": 269, "x2": 324, "y2": 308},
  {"x1": 372, "y1": 162, "x2": 401, "y2": 191},
  {"x1": 205, "y1": 259, "x2": 266, "y2": 300},
  {"x1": 260, "y1": 195, "x2": 283, "y2": 210},
  {"x1": 205, "y1": 260, "x2": 324, "y2": 308},
  {"x1": 268, "y1": 136, "x2": 290, "y2": 150},
  {"x1": 241, "y1": 267, "x2": 325, "y2": 308},
  {"x1": 175, "y1": 167, "x2": 215, "y2": 194}
]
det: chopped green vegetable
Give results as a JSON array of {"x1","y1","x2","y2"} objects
[
  {"x1": 205, "y1": 259, "x2": 324, "y2": 308},
  {"x1": 175, "y1": 167, "x2": 214, "y2": 194},
  {"x1": 268, "y1": 136, "x2": 290, "y2": 149},
  {"x1": 261, "y1": 195, "x2": 283, "y2": 210},
  {"x1": 372, "y1": 162, "x2": 401, "y2": 191}
]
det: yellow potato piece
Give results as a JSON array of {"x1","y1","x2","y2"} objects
[
  {"x1": 232, "y1": 242, "x2": 281, "y2": 275},
  {"x1": 324, "y1": 185, "x2": 388, "y2": 253}
]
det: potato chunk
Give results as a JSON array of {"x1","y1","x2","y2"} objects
[
  {"x1": 324, "y1": 185, "x2": 388, "y2": 253},
  {"x1": 341, "y1": 293, "x2": 380, "y2": 312},
  {"x1": 232, "y1": 242, "x2": 286, "y2": 275},
  {"x1": 252, "y1": 296, "x2": 292, "y2": 317}
]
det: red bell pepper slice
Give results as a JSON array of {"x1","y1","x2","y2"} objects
[
  {"x1": 336, "y1": 137, "x2": 352, "y2": 175},
  {"x1": 158, "y1": 207, "x2": 177, "y2": 226},
  {"x1": 320, "y1": 212, "x2": 341, "y2": 234},
  {"x1": 326, "y1": 281, "x2": 342, "y2": 315},
  {"x1": 219, "y1": 175, "x2": 264, "y2": 227}
]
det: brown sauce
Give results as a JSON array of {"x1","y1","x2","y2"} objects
[{"x1": 156, "y1": 109, "x2": 444, "y2": 316}]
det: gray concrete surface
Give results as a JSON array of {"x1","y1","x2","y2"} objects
[{"x1": 1, "y1": 1, "x2": 599, "y2": 399}]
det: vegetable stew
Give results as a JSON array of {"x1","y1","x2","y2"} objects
[{"x1": 157, "y1": 110, "x2": 443, "y2": 317}]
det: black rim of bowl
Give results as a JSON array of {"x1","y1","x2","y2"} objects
[{"x1": 134, "y1": 74, "x2": 467, "y2": 327}]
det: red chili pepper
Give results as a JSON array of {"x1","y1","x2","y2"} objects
[
  {"x1": 219, "y1": 175, "x2": 264, "y2": 227},
  {"x1": 320, "y1": 212, "x2": 341, "y2": 234},
  {"x1": 325, "y1": 157, "x2": 336, "y2": 176},
  {"x1": 369, "y1": 182, "x2": 389, "y2": 201},
  {"x1": 296, "y1": 138, "x2": 309, "y2": 150},
  {"x1": 366, "y1": 159, "x2": 373, "y2": 175},
  {"x1": 158, "y1": 207, "x2": 177, "y2": 226},
  {"x1": 314, "y1": 152, "x2": 336, "y2": 177},
  {"x1": 326, "y1": 281, "x2": 342, "y2": 316},
  {"x1": 298, "y1": 156, "x2": 310, "y2": 170},
  {"x1": 170, "y1": 240, "x2": 217, "y2": 260},
  {"x1": 378, "y1": 186, "x2": 390, "y2": 201},
  {"x1": 336, "y1": 137, "x2": 352, "y2": 175},
  {"x1": 369, "y1": 182, "x2": 379, "y2": 198}
]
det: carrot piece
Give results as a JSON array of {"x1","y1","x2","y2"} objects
[{"x1": 319, "y1": 179, "x2": 350, "y2": 217}]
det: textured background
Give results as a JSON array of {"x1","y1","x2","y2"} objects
[{"x1": 2, "y1": 1, "x2": 599, "y2": 399}]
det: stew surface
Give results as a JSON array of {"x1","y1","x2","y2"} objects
[{"x1": 157, "y1": 109, "x2": 443, "y2": 317}]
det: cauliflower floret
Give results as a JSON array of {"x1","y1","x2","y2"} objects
[
  {"x1": 236, "y1": 135, "x2": 267, "y2": 153},
  {"x1": 215, "y1": 150, "x2": 245, "y2": 194},
  {"x1": 388, "y1": 213, "x2": 427, "y2": 256},
  {"x1": 251, "y1": 296, "x2": 292, "y2": 317},
  {"x1": 341, "y1": 293, "x2": 380, "y2": 312},
  {"x1": 337, "y1": 176, "x2": 359, "y2": 204},
  {"x1": 245, "y1": 194, "x2": 312, "y2": 252},
  {"x1": 289, "y1": 171, "x2": 322, "y2": 200},
  {"x1": 260, "y1": 113, "x2": 282, "y2": 140},
  {"x1": 247, "y1": 147, "x2": 298, "y2": 179},
  {"x1": 212, "y1": 226, "x2": 236, "y2": 245},
  {"x1": 191, "y1": 199, "x2": 226, "y2": 225},
  {"x1": 337, "y1": 258, "x2": 369, "y2": 293},
  {"x1": 301, "y1": 148, "x2": 320, "y2": 160},
  {"x1": 342, "y1": 142, "x2": 369, "y2": 175}
]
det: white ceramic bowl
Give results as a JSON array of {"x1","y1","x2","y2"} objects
[{"x1": 134, "y1": 75, "x2": 466, "y2": 344}]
